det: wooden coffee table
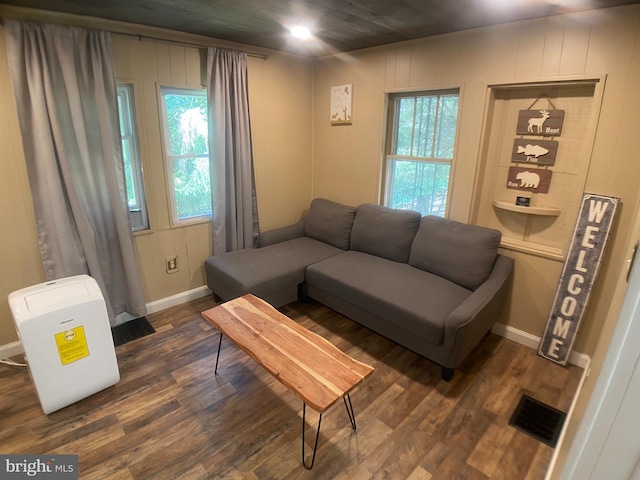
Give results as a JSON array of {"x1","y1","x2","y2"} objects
[{"x1": 201, "y1": 294, "x2": 374, "y2": 469}]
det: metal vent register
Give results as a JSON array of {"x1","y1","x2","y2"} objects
[
  {"x1": 509, "y1": 394, "x2": 567, "y2": 448},
  {"x1": 111, "y1": 317, "x2": 155, "y2": 347}
]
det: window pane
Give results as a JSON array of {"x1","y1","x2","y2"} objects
[
  {"x1": 172, "y1": 156, "x2": 212, "y2": 219},
  {"x1": 163, "y1": 93, "x2": 208, "y2": 156},
  {"x1": 385, "y1": 89, "x2": 459, "y2": 218},
  {"x1": 395, "y1": 98, "x2": 415, "y2": 155},
  {"x1": 160, "y1": 87, "x2": 211, "y2": 223},
  {"x1": 387, "y1": 159, "x2": 450, "y2": 217},
  {"x1": 412, "y1": 96, "x2": 436, "y2": 157},
  {"x1": 434, "y1": 95, "x2": 458, "y2": 158},
  {"x1": 117, "y1": 84, "x2": 148, "y2": 231},
  {"x1": 120, "y1": 138, "x2": 138, "y2": 209}
]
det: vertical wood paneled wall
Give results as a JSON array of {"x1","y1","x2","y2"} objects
[
  {"x1": 112, "y1": 36, "x2": 314, "y2": 306},
  {"x1": 1, "y1": 5, "x2": 639, "y2": 358},
  {"x1": 0, "y1": 25, "x2": 313, "y2": 345},
  {"x1": 312, "y1": 5, "x2": 640, "y2": 356}
]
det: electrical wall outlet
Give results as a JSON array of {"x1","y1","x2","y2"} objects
[{"x1": 166, "y1": 255, "x2": 179, "y2": 274}]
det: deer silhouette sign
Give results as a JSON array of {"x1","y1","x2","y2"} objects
[{"x1": 527, "y1": 110, "x2": 551, "y2": 134}]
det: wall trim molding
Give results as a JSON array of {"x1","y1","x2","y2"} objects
[
  {"x1": 492, "y1": 323, "x2": 591, "y2": 369},
  {"x1": 0, "y1": 341, "x2": 23, "y2": 360},
  {"x1": 0, "y1": 286, "x2": 213, "y2": 358},
  {"x1": 145, "y1": 285, "x2": 212, "y2": 315}
]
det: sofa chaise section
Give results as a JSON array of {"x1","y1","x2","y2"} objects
[
  {"x1": 204, "y1": 198, "x2": 356, "y2": 307},
  {"x1": 204, "y1": 237, "x2": 343, "y2": 308}
]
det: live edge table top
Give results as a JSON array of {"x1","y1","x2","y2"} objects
[{"x1": 201, "y1": 294, "x2": 374, "y2": 413}]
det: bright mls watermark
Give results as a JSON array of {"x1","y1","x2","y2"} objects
[{"x1": 1, "y1": 455, "x2": 78, "y2": 479}]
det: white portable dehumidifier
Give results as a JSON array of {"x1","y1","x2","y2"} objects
[{"x1": 8, "y1": 275, "x2": 120, "y2": 414}]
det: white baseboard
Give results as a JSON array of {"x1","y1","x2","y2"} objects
[
  {"x1": 1, "y1": 285, "x2": 213, "y2": 358},
  {"x1": 492, "y1": 323, "x2": 591, "y2": 369},
  {"x1": 145, "y1": 285, "x2": 212, "y2": 315},
  {"x1": 0, "y1": 341, "x2": 23, "y2": 360}
]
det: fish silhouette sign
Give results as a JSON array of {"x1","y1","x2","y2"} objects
[
  {"x1": 516, "y1": 110, "x2": 565, "y2": 136},
  {"x1": 507, "y1": 166, "x2": 552, "y2": 193},
  {"x1": 512, "y1": 139, "x2": 558, "y2": 165}
]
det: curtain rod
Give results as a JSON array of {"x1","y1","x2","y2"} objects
[
  {"x1": 117, "y1": 31, "x2": 269, "y2": 60},
  {"x1": 0, "y1": 15, "x2": 269, "y2": 60}
]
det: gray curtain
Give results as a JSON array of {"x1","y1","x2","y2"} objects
[
  {"x1": 207, "y1": 47, "x2": 259, "y2": 254},
  {"x1": 5, "y1": 20, "x2": 146, "y2": 325}
]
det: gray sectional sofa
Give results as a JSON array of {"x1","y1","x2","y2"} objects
[{"x1": 204, "y1": 198, "x2": 514, "y2": 381}]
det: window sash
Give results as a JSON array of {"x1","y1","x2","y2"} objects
[
  {"x1": 159, "y1": 86, "x2": 211, "y2": 224},
  {"x1": 386, "y1": 154, "x2": 452, "y2": 165},
  {"x1": 385, "y1": 158, "x2": 451, "y2": 217},
  {"x1": 383, "y1": 90, "x2": 459, "y2": 217},
  {"x1": 117, "y1": 84, "x2": 148, "y2": 231}
]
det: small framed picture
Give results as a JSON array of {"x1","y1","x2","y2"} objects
[{"x1": 330, "y1": 84, "x2": 353, "y2": 125}]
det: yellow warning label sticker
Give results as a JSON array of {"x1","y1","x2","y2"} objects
[{"x1": 55, "y1": 326, "x2": 89, "y2": 365}]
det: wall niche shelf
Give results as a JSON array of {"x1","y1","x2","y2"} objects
[{"x1": 492, "y1": 200, "x2": 560, "y2": 217}]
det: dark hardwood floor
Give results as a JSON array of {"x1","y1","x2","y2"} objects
[{"x1": 0, "y1": 296, "x2": 582, "y2": 479}]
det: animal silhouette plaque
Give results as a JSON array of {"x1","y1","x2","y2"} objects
[
  {"x1": 516, "y1": 109, "x2": 565, "y2": 136},
  {"x1": 512, "y1": 139, "x2": 558, "y2": 165},
  {"x1": 507, "y1": 166, "x2": 552, "y2": 194}
]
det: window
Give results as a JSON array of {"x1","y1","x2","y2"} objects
[
  {"x1": 159, "y1": 86, "x2": 211, "y2": 224},
  {"x1": 117, "y1": 84, "x2": 149, "y2": 231},
  {"x1": 383, "y1": 90, "x2": 459, "y2": 217}
]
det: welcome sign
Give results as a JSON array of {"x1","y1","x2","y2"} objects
[{"x1": 538, "y1": 193, "x2": 619, "y2": 365}]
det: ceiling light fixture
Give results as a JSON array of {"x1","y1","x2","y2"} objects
[{"x1": 290, "y1": 26, "x2": 311, "y2": 40}]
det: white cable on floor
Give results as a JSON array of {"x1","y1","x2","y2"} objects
[{"x1": 0, "y1": 358, "x2": 27, "y2": 367}]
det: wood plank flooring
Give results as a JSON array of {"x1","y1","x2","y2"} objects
[{"x1": 0, "y1": 296, "x2": 583, "y2": 479}]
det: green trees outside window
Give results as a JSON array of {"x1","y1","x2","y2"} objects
[
  {"x1": 160, "y1": 87, "x2": 211, "y2": 223},
  {"x1": 385, "y1": 91, "x2": 459, "y2": 217},
  {"x1": 117, "y1": 84, "x2": 149, "y2": 231}
]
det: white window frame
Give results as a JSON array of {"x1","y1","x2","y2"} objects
[
  {"x1": 158, "y1": 85, "x2": 211, "y2": 226},
  {"x1": 383, "y1": 88, "x2": 460, "y2": 217},
  {"x1": 117, "y1": 83, "x2": 149, "y2": 231}
]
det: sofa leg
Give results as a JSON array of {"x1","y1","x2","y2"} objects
[{"x1": 441, "y1": 367, "x2": 455, "y2": 382}]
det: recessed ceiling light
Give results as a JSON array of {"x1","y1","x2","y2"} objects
[{"x1": 290, "y1": 26, "x2": 311, "y2": 40}]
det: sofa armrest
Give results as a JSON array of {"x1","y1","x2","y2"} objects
[
  {"x1": 257, "y1": 221, "x2": 305, "y2": 247},
  {"x1": 442, "y1": 254, "x2": 514, "y2": 367}
]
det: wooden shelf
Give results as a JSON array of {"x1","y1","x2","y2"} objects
[{"x1": 492, "y1": 200, "x2": 560, "y2": 217}]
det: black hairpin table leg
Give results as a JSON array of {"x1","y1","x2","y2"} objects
[
  {"x1": 214, "y1": 333, "x2": 223, "y2": 374},
  {"x1": 344, "y1": 394, "x2": 356, "y2": 430},
  {"x1": 302, "y1": 403, "x2": 323, "y2": 470},
  {"x1": 301, "y1": 393, "x2": 357, "y2": 469}
]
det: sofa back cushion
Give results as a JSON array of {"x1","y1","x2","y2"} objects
[
  {"x1": 409, "y1": 216, "x2": 501, "y2": 290},
  {"x1": 304, "y1": 198, "x2": 356, "y2": 250},
  {"x1": 351, "y1": 204, "x2": 421, "y2": 263}
]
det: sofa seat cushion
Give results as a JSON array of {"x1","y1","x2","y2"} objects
[
  {"x1": 205, "y1": 237, "x2": 343, "y2": 300},
  {"x1": 305, "y1": 251, "x2": 472, "y2": 345}
]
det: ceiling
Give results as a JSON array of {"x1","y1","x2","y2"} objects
[{"x1": 1, "y1": 0, "x2": 638, "y2": 57}]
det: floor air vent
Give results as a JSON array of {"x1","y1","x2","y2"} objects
[
  {"x1": 111, "y1": 317, "x2": 155, "y2": 347},
  {"x1": 509, "y1": 394, "x2": 567, "y2": 448}
]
